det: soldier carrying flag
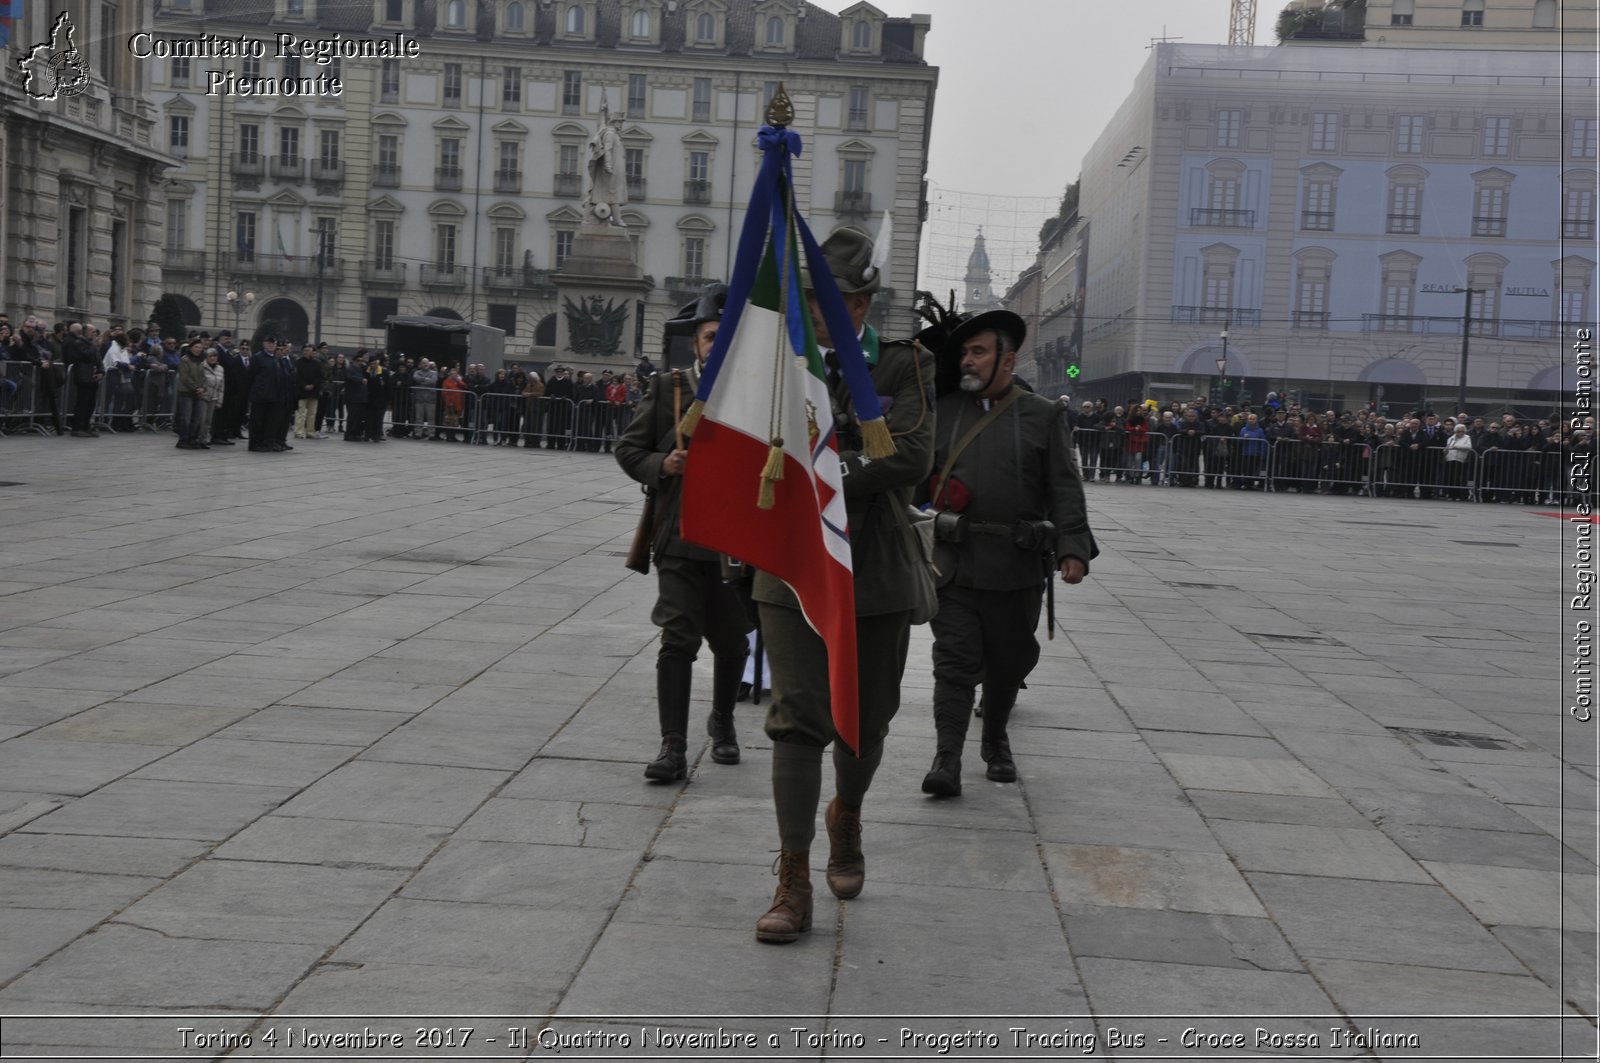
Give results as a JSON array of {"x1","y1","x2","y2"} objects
[{"x1": 678, "y1": 87, "x2": 934, "y2": 944}]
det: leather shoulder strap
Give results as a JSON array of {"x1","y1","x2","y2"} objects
[{"x1": 931, "y1": 386, "x2": 1022, "y2": 507}]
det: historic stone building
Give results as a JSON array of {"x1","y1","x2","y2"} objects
[
  {"x1": 146, "y1": 0, "x2": 936, "y2": 361},
  {"x1": 1013, "y1": 1, "x2": 1595, "y2": 412},
  {"x1": 1, "y1": 0, "x2": 172, "y2": 326}
]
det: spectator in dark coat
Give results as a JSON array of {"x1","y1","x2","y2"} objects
[{"x1": 343, "y1": 352, "x2": 370, "y2": 442}]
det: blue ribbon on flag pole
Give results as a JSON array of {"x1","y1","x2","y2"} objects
[{"x1": 693, "y1": 122, "x2": 886, "y2": 429}]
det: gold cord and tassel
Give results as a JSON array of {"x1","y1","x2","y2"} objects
[
  {"x1": 757, "y1": 438, "x2": 786, "y2": 510},
  {"x1": 859, "y1": 417, "x2": 896, "y2": 460},
  {"x1": 677, "y1": 398, "x2": 704, "y2": 439}
]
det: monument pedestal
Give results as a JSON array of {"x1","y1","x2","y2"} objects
[{"x1": 553, "y1": 221, "x2": 651, "y2": 379}]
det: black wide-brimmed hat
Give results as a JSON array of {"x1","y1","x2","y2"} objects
[
  {"x1": 664, "y1": 283, "x2": 728, "y2": 337},
  {"x1": 946, "y1": 309, "x2": 1027, "y2": 355}
]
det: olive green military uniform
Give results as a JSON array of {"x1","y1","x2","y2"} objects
[
  {"x1": 616, "y1": 367, "x2": 752, "y2": 773},
  {"x1": 755, "y1": 328, "x2": 935, "y2": 752},
  {"x1": 926, "y1": 385, "x2": 1096, "y2": 772}
]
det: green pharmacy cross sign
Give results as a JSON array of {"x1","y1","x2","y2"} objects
[{"x1": 1066, "y1": 364, "x2": 1081, "y2": 379}]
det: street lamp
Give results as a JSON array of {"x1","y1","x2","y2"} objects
[
  {"x1": 1453, "y1": 286, "x2": 1481, "y2": 415},
  {"x1": 1215, "y1": 324, "x2": 1230, "y2": 400},
  {"x1": 225, "y1": 286, "x2": 255, "y2": 344}
]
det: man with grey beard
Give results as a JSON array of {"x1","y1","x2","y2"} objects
[{"x1": 918, "y1": 309, "x2": 1098, "y2": 798}]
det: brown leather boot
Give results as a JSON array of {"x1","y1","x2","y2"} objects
[
  {"x1": 824, "y1": 796, "x2": 864, "y2": 899},
  {"x1": 755, "y1": 849, "x2": 813, "y2": 944}
]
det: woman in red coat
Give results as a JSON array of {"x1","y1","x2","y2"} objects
[
  {"x1": 1123, "y1": 409, "x2": 1150, "y2": 483},
  {"x1": 441, "y1": 368, "x2": 468, "y2": 442}
]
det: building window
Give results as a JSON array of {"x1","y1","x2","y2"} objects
[
  {"x1": 1556, "y1": 258, "x2": 1594, "y2": 324},
  {"x1": 169, "y1": 115, "x2": 189, "y2": 154},
  {"x1": 1483, "y1": 116, "x2": 1511, "y2": 157},
  {"x1": 1396, "y1": 114, "x2": 1425, "y2": 154},
  {"x1": 1199, "y1": 245, "x2": 1239, "y2": 321},
  {"x1": 625, "y1": 147, "x2": 644, "y2": 196},
  {"x1": 494, "y1": 227, "x2": 516, "y2": 272},
  {"x1": 692, "y1": 77, "x2": 711, "y2": 123},
  {"x1": 435, "y1": 223, "x2": 457, "y2": 269},
  {"x1": 239, "y1": 123, "x2": 260, "y2": 161},
  {"x1": 763, "y1": 81, "x2": 779, "y2": 107},
  {"x1": 318, "y1": 129, "x2": 339, "y2": 167},
  {"x1": 628, "y1": 74, "x2": 646, "y2": 117},
  {"x1": 284, "y1": 55, "x2": 301, "y2": 80},
  {"x1": 847, "y1": 87, "x2": 869, "y2": 131},
  {"x1": 563, "y1": 70, "x2": 582, "y2": 114},
  {"x1": 368, "y1": 296, "x2": 399, "y2": 329},
  {"x1": 243, "y1": 54, "x2": 261, "y2": 79},
  {"x1": 505, "y1": 1, "x2": 524, "y2": 30},
  {"x1": 1378, "y1": 251, "x2": 1419, "y2": 328},
  {"x1": 286, "y1": 0, "x2": 304, "y2": 13},
  {"x1": 1387, "y1": 183, "x2": 1420, "y2": 234},
  {"x1": 1561, "y1": 289, "x2": 1590, "y2": 324},
  {"x1": 630, "y1": 9, "x2": 649, "y2": 37},
  {"x1": 377, "y1": 134, "x2": 398, "y2": 175},
  {"x1": 765, "y1": 15, "x2": 784, "y2": 45},
  {"x1": 696, "y1": 11, "x2": 715, "y2": 41},
  {"x1": 1472, "y1": 186, "x2": 1507, "y2": 237},
  {"x1": 1391, "y1": 0, "x2": 1413, "y2": 24},
  {"x1": 555, "y1": 229, "x2": 574, "y2": 268},
  {"x1": 443, "y1": 63, "x2": 462, "y2": 107},
  {"x1": 328, "y1": 57, "x2": 341, "y2": 80},
  {"x1": 1293, "y1": 251, "x2": 1332, "y2": 330},
  {"x1": 380, "y1": 59, "x2": 400, "y2": 102},
  {"x1": 1564, "y1": 176, "x2": 1597, "y2": 239},
  {"x1": 1461, "y1": 0, "x2": 1483, "y2": 26},
  {"x1": 566, "y1": 3, "x2": 585, "y2": 34},
  {"x1": 688, "y1": 150, "x2": 709, "y2": 183},
  {"x1": 110, "y1": 218, "x2": 126, "y2": 316},
  {"x1": 314, "y1": 218, "x2": 337, "y2": 264},
  {"x1": 373, "y1": 219, "x2": 395, "y2": 268},
  {"x1": 851, "y1": 18, "x2": 871, "y2": 49},
  {"x1": 439, "y1": 137, "x2": 461, "y2": 171},
  {"x1": 1534, "y1": 0, "x2": 1556, "y2": 28},
  {"x1": 171, "y1": 56, "x2": 190, "y2": 86},
  {"x1": 1464, "y1": 254, "x2": 1504, "y2": 334},
  {"x1": 1310, "y1": 111, "x2": 1339, "y2": 152},
  {"x1": 1302, "y1": 179, "x2": 1334, "y2": 230},
  {"x1": 502, "y1": 66, "x2": 521, "y2": 109},
  {"x1": 1217, "y1": 109, "x2": 1241, "y2": 149},
  {"x1": 486, "y1": 303, "x2": 517, "y2": 336},
  {"x1": 498, "y1": 141, "x2": 519, "y2": 176},
  {"x1": 445, "y1": 0, "x2": 465, "y2": 27},
  {"x1": 843, "y1": 158, "x2": 866, "y2": 194},
  {"x1": 236, "y1": 211, "x2": 257, "y2": 261},
  {"x1": 279, "y1": 127, "x2": 300, "y2": 163},
  {"x1": 165, "y1": 199, "x2": 187, "y2": 250},
  {"x1": 385, "y1": 0, "x2": 404, "y2": 20},
  {"x1": 684, "y1": 236, "x2": 706, "y2": 278},
  {"x1": 1573, "y1": 118, "x2": 1598, "y2": 159},
  {"x1": 559, "y1": 143, "x2": 579, "y2": 176}
]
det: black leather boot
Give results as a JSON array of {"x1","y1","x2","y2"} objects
[
  {"x1": 645, "y1": 655, "x2": 693, "y2": 782},
  {"x1": 980, "y1": 684, "x2": 1018, "y2": 783},
  {"x1": 706, "y1": 650, "x2": 743, "y2": 765},
  {"x1": 921, "y1": 683, "x2": 972, "y2": 797}
]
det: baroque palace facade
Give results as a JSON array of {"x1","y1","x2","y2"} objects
[
  {"x1": 146, "y1": 0, "x2": 936, "y2": 356},
  {"x1": 1, "y1": 0, "x2": 173, "y2": 325},
  {"x1": 1010, "y1": 0, "x2": 1596, "y2": 413}
]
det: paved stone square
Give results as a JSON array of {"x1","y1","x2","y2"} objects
[{"x1": 0, "y1": 434, "x2": 1593, "y2": 1061}]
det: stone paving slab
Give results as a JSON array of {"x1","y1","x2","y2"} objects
[{"x1": 0, "y1": 436, "x2": 1591, "y2": 1059}]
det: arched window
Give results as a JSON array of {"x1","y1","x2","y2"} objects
[
  {"x1": 631, "y1": 9, "x2": 649, "y2": 37},
  {"x1": 1533, "y1": 0, "x2": 1556, "y2": 27},
  {"x1": 695, "y1": 11, "x2": 715, "y2": 40},
  {"x1": 851, "y1": 18, "x2": 871, "y2": 49},
  {"x1": 444, "y1": 0, "x2": 464, "y2": 26},
  {"x1": 765, "y1": 15, "x2": 784, "y2": 45},
  {"x1": 505, "y1": 1, "x2": 524, "y2": 30},
  {"x1": 566, "y1": 4, "x2": 585, "y2": 34}
]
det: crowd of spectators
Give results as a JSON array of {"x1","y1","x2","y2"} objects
[
  {"x1": 0, "y1": 313, "x2": 662, "y2": 454},
  {"x1": 1063, "y1": 392, "x2": 1589, "y2": 505}
]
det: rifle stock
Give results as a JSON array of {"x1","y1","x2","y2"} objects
[{"x1": 625, "y1": 489, "x2": 655, "y2": 574}]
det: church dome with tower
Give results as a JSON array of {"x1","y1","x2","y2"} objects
[{"x1": 962, "y1": 228, "x2": 1002, "y2": 314}]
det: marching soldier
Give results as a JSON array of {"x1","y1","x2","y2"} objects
[
  {"x1": 616, "y1": 286, "x2": 753, "y2": 781},
  {"x1": 753, "y1": 227, "x2": 935, "y2": 944},
  {"x1": 920, "y1": 309, "x2": 1097, "y2": 797}
]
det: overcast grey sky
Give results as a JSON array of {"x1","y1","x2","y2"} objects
[{"x1": 865, "y1": 0, "x2": 1282, "y2": 294}]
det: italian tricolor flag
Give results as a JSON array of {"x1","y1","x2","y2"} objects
[{"x1": 681, "y1": 191, "x2": 862, "y2": 752}]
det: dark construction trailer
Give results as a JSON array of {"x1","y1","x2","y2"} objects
[{"x1": 383, "y1": 316, "x2": 507, "y2": 375}]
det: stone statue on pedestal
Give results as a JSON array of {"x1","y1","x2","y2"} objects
[{"x1": 583, "y1": 101, "x2": 627, "y2": 226}]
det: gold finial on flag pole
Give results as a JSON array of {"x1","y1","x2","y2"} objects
[{"x1": 767, "y1": 83, "x2": 794, "y2": 127}]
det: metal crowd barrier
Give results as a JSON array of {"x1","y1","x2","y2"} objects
[
  {"x1": 387, "y1": 385, "x2": 476, "y2": 441},
  {"x1": 1266, "y1": 438, "x2": 1371, "y2": 495},
  {"x1": 1478, "y1": 448, "x2": 1548, "y2": 504}
]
